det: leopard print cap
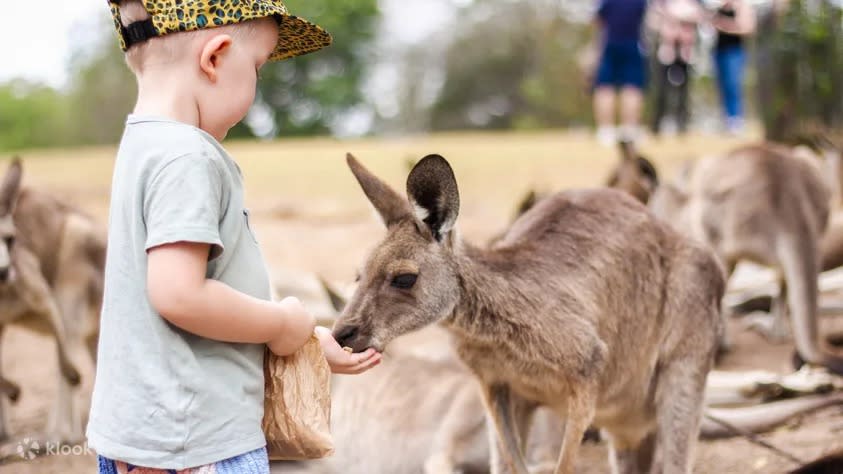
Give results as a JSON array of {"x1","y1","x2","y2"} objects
[{"x1": 108, "y1": 0, "x2": 332, "y2": 61}]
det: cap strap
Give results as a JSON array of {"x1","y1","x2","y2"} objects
[{"x1": 121, "y1": 19, "x2": 157, "y2": 48}]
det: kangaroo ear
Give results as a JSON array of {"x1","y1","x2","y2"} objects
[
  {"x1": 346, "y1": 153, "x2": 411, "y2": 227},
  {"x1": 0, "y1": 158, "x2": 22, "y2": 216},
  {"x1": 636, "y1": 156, "x2": 659, "y2": 187},
  {"x1": 406, "y1": 154, "x2": 460, "y2": 242},
  {"x1": 515, "y1": 189, "x2": 540, "y2": 217},
  {"x1": 318, "y1": 275, "x2": 348, "y2": 314}
]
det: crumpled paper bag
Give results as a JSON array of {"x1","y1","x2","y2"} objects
[{"x1": 262, "y1": 335, "x2": 333, "y2": 460}]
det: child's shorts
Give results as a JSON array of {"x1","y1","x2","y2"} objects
[
  {"x1": 97, "y1": 446, "x2": 269, "y2": 474},
  {"x1": 594, "y1": 40, "x2": 647, "y2": 90}
]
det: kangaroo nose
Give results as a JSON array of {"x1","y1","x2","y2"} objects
[
  {"x1": 333, "y1": 325, "x2": 359, "y2": 349},
  {"x1": 0, "y1": 268, "x2": 10, "y2": 282}
]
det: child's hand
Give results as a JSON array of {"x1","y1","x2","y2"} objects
[
  {"x1": 267, "y1": 297, "x2": 316, "y2": 356},
  {"x1": 314, "y1": 326, "x2": 382, "y2": 374}
]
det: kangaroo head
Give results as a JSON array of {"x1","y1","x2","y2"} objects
[
  {"x1": 607, "y1": 140, "x2": 659, "y2": 204},
  {"x1": 332, "y1": 153, "x2": 462, "y2": 352},
  {"x1": 0, "y1": 159, "x2": 22, "y2": 284}
]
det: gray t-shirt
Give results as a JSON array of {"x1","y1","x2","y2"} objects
[{"x1": 86, "y1": 115, "x2": 272, "y2": 469}]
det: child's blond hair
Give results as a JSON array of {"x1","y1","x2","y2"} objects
[{"x1": 118, "y1": 0, "x2": 272, "y2": 74}]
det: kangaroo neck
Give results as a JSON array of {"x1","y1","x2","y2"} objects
[{"x1": 443, "y1": 240, "x2": 531, "y2": 342}]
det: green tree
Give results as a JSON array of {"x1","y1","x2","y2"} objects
[
  {"x1": 245, "y1": 0, "x2": 380, "y2": 138},
  {"x1": 0, "y1": 81, "x2": 72, "y2": 152},
  {"x1": 428, "y1": 1, "x2": 593, "y2": 131},
  {"x1": 64, "y1": 23, "x2": 137, "y2": 147},
  {"x1": 0, "y1": 4, "x2": 380, "y2": 152},
  {"x1": 759, "y1": 0, "x2": 843, "y2": 141}
]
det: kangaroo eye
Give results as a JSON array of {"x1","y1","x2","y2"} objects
[{"x1": 391, "y1": 273, "x2": 417, "y2": 289}]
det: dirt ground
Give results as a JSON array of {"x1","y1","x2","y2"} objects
[{"x1": 0, "y1": 130, "x2": 841, "y2": 473}]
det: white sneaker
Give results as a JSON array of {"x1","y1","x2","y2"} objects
[
  {"x1": 618, "y1": 125, "x2": 644, "y2": 145},
  {"x1": 725, "y1": 117, "x2": 745, "y2": 136},
  {"x1": 595, "y1": 126, "x2": 616, "y2": 147}
]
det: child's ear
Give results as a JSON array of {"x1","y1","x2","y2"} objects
[{"x1": 199, "y1": 34, "x2": 233, "y2": 82}]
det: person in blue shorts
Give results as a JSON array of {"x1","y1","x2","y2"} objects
[{"x1": 592, "y1": 0, "x2": 649, "y2": 145}]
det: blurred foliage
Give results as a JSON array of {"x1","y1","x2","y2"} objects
[
  {"x1": 0, "y1": 1, "x2": 378, "y2": 152},
  {"x1": 428, "y1": 1, "x2": 593, "y2": 131},
  {"x1": 237, "y1": 0, "x2": 379, "y2": 138},
  {"x1": 758, "y1": 0, "x2": 843, "y2": 140},
  {"x1": 66, "y1": 26, "x2": 138, "y2": 147},
  {"x1": 0, "y1": 81, "x2": 73, "y2": 151},
  {"x1": 2, "y1": 0, "x2": 841, "y2": 152}
]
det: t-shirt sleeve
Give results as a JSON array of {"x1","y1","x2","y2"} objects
[{"x1": 143, "y1": 153, "x2": 225, "y2": 260}]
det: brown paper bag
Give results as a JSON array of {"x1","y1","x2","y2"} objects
[{"x1": 262, "y1": 335, "x2": 334, "y2": 460}]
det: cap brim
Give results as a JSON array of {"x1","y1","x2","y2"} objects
[{"x1": 271, "y1": 15, "x2": 332, "y2": 61}]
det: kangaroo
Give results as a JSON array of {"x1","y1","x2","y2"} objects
[
  {"x1": 792, "y1": 133, "x2": 843, "y2": 207},
  {"x1": 605, "y1": 141, "x2": 659, "y2": 205},
  {"x1": 331, "y1": 153, "x2": 723, "y2": 474},
  {"x1": 0, "y1": 158, "x2": 104, "y2": 444},
  {"x1": 508, "y1": 141, "x2": 657, "y2": 226},
  {"x1": 729, "y1": 211, "x2": 843, "y2": 317},
  {"x1": 647, "y1": 144, "x2": 843, "y2": 376},
  {"x1": 606, "y1": 142, "x2": 843, "y2": 360},
  {"x1": 279, "y1": 280, "x2": 841, "y2": 474},
  {"x1": 276, "y1": 333, "x2": 842, "y2": 474}
]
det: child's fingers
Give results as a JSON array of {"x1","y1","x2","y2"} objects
[
  {"x1": 348, "y1": 348, "x2": 377, "y2": 364},
  {"x1": 338, "y1": 352, "x2": 381, "y2": 374},
  {"x1": 346, "y1": 354, "x2": 382, "y2": 374}
]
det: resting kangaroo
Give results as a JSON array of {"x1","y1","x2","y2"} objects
[
  {"x1": 645, "y1": 144, "x2": 843, "y2": 375},
  {"x1": 0, "y1": 158, "x2": 104, "y2": 443},
  {"x1": 332, "y1": 153, "x2": 724, "y2": 474}
]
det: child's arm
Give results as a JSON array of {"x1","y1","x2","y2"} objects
[{"x1": 147, "y1": 241, "x2": 315, "y2": 355}]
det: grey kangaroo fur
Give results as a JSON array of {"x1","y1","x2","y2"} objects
[
  {"x1": 730, "y1": 142, "x2": 843, "y2": 316},
  {"x1": 608, "y1": 139, "x2": 843, "y2": 277},
  {"x1": 331, "y1": 153, "x2": 724, "y2": 474},
  {"x1": 0, "y1": 158, "x2": 104, "y2": 444},
  {"x1": 277, "y1": 330, "x2": 842, "y2": 474},
  {"x1": 607, "y1": 142, "x2": 843, "y2": 375},
  {"x1": 650, "y1": 144, "x2": 843, "y2": 374},
  {"x1": 605, "y1": 140, "x2": 659, "y2": 204},
  {"x1": 272, "y1": 279, "x2": 842, "y2": 474}
]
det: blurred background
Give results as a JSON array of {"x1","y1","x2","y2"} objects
[{"x1": 1, "y1": 0, "x2": 841, "y2": 151}]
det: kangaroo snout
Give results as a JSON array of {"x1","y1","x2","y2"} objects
[{"x1": 333, "y1": 324, "x2": 371, "y2": 353}]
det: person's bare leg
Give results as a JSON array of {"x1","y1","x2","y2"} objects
[
  {"x1": 619, "y1": 86, "x2": 644, "y2": 142},
  {"x1": 593, "y1": 86, "x2": 616, "y2": 145}
]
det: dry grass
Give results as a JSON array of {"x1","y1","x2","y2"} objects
[
  {"x1": 10, "y1": 129, "x2": 754, "y2": 278},
  {"x1": 8, "y1": 128, "x2": 755, "y2": 286},
  {"x1": 11, "y1": 128, "x2": 752, "y2": 217}
]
